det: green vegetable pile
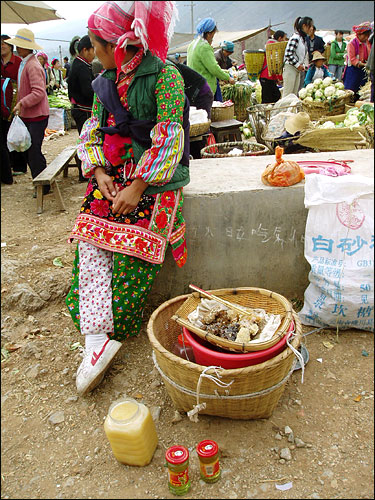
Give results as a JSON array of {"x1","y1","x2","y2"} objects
[
  {"x1": 221, "y1": 82, "x2": 256, "y2": 110},
  {"x1": 317, "y1": 103, "x2": 374, "y2": 130},
  {"x1": 48, "y1": 88, "x2": 71, "y2": 110}
]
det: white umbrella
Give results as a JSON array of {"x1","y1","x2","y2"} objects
[{"x1": 1, "y1": 1, "x2": 64, "y2": 24}]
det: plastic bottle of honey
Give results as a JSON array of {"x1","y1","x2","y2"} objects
[{"x1": 103, "y1": 397, "x2": 158, "y2": 466}]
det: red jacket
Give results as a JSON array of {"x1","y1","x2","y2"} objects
[
  {"x1": 1, "y1": 53, "x2": 22, "y2": 81},
  {"x1": 1, "y1": 77, "x2": 13, "y2": 119},
  {"x1": 17, "y1": 54, "x2": 49, "y2": 119}
]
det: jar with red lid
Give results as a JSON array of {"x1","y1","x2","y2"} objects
[
  {"x1": 172, "y1": 334, "x2": 195, "y2": 362},
  {"x1": 196, "y1": 440, "x2": 221, "y2": 483},
  {"x1": 165, "y1": 445, "x2": 191, "y2": 495}
]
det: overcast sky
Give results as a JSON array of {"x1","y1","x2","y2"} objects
[{"x1": 1, "y1": 1, "x2": 105, "y2": 36}]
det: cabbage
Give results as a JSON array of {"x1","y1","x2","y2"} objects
[
  {"x1": 319, "y1": 121, "x2": 336, "y2": 129},
  {"x1": 335, "y1": 82, "x2": 345, "y2": 90},
  {"x1": 298, "y1": 88, "x2": 308, "y2": 99},
  {"x1": 314, "y1": 89, "x2": 323, "y2": 99},
  {"x1": 322, "y1": 77, "x2": 333, "y2": 87},
  {"x1": 324, "y1": 86, "x2": 336, "y2": 97},
  {"x1": 314, "y1": 78, "x2": 323, "y2": 87},
  {"x1": 335, "y1": 89, "x2": 346, "y2": 97},
  {"x1": 360, "y1": 103, "x2": 374, "y2": 122},
  {"x1": 305, "y1": 83, "x2": 314, "y2": 92},
  {"x1": 304, "y1": 96, "x2": 313, "y2": 102}
]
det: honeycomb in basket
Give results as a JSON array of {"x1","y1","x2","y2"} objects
[{"x1": 200, "y1": 308, "x2": 265, "y2": 343}]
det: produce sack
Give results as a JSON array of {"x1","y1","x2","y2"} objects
[
  {"x1": 48, "y1": 107, "x2": 64, "y2": 131},
  {"x1": 7, "y1": 114, "x2": 31, "y2": 152},
  {"x1": 261, "y1": 146, "x2": 305, "y2": 187},
  {"x1": 299, "y1": 174, "x2": 374, "y2": 332}
]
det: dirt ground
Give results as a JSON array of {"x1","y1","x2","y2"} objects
[{"x1": 1, "y1": 130, "x2": 374, "y2": 500}]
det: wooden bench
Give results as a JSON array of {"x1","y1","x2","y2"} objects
[{"x1": 33, "y1": 145, "x2": 78, "y2": 214}]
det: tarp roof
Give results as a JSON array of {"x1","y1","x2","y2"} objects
[{"x1": 168, "y1": 27, "x2": 269, "y2": 55}]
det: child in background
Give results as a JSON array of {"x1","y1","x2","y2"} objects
[
  {"x1": 304, "y1": 51, "x2": 333, "y2": 86},
  {"x1": 328, "y1": 30, "x2": 347, "y2": 81}
]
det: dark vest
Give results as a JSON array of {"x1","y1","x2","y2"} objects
[{"x1": 100, "y1": 52, "x2": 190, "y2": 195}]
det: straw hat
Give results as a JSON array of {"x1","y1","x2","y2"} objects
[
  {"x1": 285, "y1": 112, "x2": 311, "y2": 135},
  {"x1": 311, "y1": 50, "x2": 326, "y2": 62},
  {"x1": 6, "y1": 28, "x2": 43, "y2": 51}
]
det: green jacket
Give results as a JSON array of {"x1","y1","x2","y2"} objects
[
  {"x1": 328, "y1": 40, "x2": 347, "y2": 66},
  {"x1": 99, "y1": 52, "x2": 189, "y2": 195},
  {"x1": 187, "y1": 37, "x2": 230, "y2": 93}
]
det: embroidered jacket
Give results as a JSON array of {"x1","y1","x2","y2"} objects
[{"x1": 69, "y1": 50, "x2": 189, "y2": 267}]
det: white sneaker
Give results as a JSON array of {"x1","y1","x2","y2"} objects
[{"x1": 76, "y1": 339, "x2": 122, "y2": 396}]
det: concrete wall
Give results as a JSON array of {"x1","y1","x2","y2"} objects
[{"x1": 148, "y1": 149, "x2": 374, "y2": 308}]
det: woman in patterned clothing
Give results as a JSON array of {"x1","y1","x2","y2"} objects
[
  {"x1": 282, "y1": 16, "x2": 313, "y2": 98},
  {"x1": 65, "y1": 0, "x2": 190, "y2": 396}
]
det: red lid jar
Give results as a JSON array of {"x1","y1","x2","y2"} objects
[
  {"x1": 196, "y1": 440, "x2": 221, "y2": 483},
  {"x1": 165, "y1": 445, "x2": 189, "y2": 465}
]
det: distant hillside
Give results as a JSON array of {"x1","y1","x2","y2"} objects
[
  {"x1": 174, "y1": 1, "x2": 374, "y2": 34},
  {"x1": 15, "y1": 1, "x2": 374, "y2": 60}
]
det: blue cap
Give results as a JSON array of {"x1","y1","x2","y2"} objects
[{"x1": 221, "y1": 40, "x2": 234, "y2": 52}]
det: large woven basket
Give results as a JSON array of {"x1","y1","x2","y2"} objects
[
  {"x1": 243, "y1": 49, "x2": 265, "y2": 79},
  {"x1": 190, "y1": 120, "x2": 211, "y2": 137},
  {"x1": 211, "y1": 104, "x2": 234, "y2": 122},
  {"x1": 201, "y1": 140, "x2": 269, "y2": 158},
  {"x1": 301, "y1": 90, "x2": 354, "y2": 120},
  {"x1": 147, "y1": 294, "x2": 302, "y2": 420},
  {"x1": 172, "y1": 287, "x2": 293, "y2": 352},
  {"x1": 266, "y1": 41, "x2": 287, "y2": 75}
]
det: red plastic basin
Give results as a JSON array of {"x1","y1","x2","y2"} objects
[{"x1": 182, "y1": 320, "x2": 295, "y2": 369}]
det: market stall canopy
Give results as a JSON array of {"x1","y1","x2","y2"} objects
[
  {"x1": 168, "y1": 27, "x2": 268, "y2": 55},
  {"x1": 1, "y1": 1, "x2": 64, "y2": 24}
]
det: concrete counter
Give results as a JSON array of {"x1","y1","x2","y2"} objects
[{"x1": 149, "y1": 149, "x2": 374, "y2": 307}]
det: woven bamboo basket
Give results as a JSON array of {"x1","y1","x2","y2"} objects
[
  {"x1": 323, "y1": 44, "x2": 331, "y2": 63},
  {"x1": 301, "y1": 90, "x2": 354, "y2": 120},
  {"x1": 247, "y1": 102, "x2": 302, "y2": 142},
  {"x1": 266, "y1": 41, "x2": 287, "y2": 75},
  {"x1": 147, "y1": 293, "x2": 302, "y2": 420},
  {"x1": 243, "y1": 49, "x2": 265, "y2": 79},
  {"x1": 201, "y1": 140, "x2": 269, "y2": 158},
  {"x1": 190, "y1": 120, "x2": 211, "y2": 137},
  {"x1": 211, "y1": 104, "x2": 234, "y2": 122},
  {"x1": 172, "y1": 287, "x2": 293, "y2": 352}
]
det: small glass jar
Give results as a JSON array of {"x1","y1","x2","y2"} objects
[
  {"x1": 165, "y1": 445, "x2": 191, "y2": 495},
  {"x1": 172, "y1": 334, "x2": 195, "y2": 362},
  {"x1": 196, "y1": 440, "x2": 221, "y2": 483},
  {"x1": 103, "y1": 397, "x2": 158, "y2": 466}
]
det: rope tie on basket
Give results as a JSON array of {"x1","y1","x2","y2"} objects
[
  {"x1": 286, "y1": 330, "x2": 305, "y2": 384},
  {"x1": 187, "y1": 366, "x2": 234, "y2": 422},
  {"x1": 151, "y1": 352, "x2": 297, "y2": 421}
]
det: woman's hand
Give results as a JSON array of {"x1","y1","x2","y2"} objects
[
  {"x1": 228, "y1": 77, "x2": 235, "y2": 85},
  {"x1": 94, "y1": 167, "x2": 118, "y2": 202},
  {"x1": 297, "y1": 64, "x2": 305, "y2": 72},
  {"x1": 13, "y1": 102, "x2": 22, "y2": 115},
  {"x1": 112, "y1": 178, "x2": 148, "y2": 216}
]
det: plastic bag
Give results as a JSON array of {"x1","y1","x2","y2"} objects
[
  {"x1": 299, "y1": 174, "x2": 374, "y2": 332},
  {"x1": 7, "y1": 114, "x2": 32, "y2": 152},
  {"x1": 261, "y1": 146, "x2": 305, "y2": 187},
  {"x1": 47, "y1": 107, "x2": 64, "y2": 131}
]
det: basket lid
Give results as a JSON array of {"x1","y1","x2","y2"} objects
[
  {"x1": 196, "y1": 440, "x2": 219, "y2": 458},
  {"x1": 165, "y1": 445, "x2": 189, "y2": 464}
]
